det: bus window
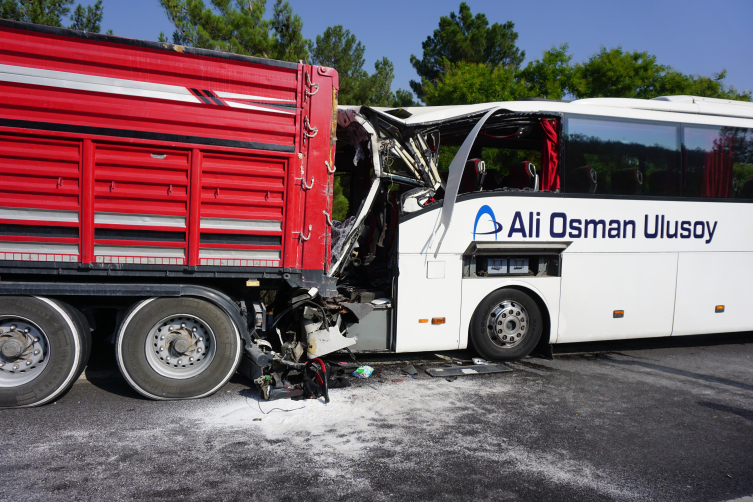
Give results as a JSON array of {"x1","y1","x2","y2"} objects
[
  {"x1": 683, "y1": 126, "x2": 753, "y2": 199},
  {"x1": 564, "y1": 117, "x2": 681, "y2": 197}
]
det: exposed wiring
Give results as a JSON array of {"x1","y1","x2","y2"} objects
[
  {"x1": 269, "y1": 299, "x2": 330, "y2": 330},
  {"x1": 249, "y1": 393, "x2": 306, "y2": 415}
]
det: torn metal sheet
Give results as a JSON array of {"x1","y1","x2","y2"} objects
[
  {"x1": 305, "y1": 316, "x2": 356, "y2": 359},
  {"x1": 426, "y1": 364, "x2": 512, "y2": 377},
  {"x1": 341, "y1": 302, "x2": 374, "y2": 321},
  {"x1": 431, "y1": 106, "x2": 506, "y2": 253}
]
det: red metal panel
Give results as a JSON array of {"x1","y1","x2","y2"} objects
[
  {"x1": 81, "y1": 139, "x2": 94, "y2": 263},
  {"x1": 198, "y1": 151, "x2": 287, "y2": 267},
  {"x1": 0, "y1": 133, "x2": 81, "y2": 211},
  {"x1": 0, "y1": 25, "x2": 300, "y2": 150},
  {"x1": 0, "y1": 22, "x2": 339, "y2": 278},
  {"x1": 94, "y1": 143, "x2": 190, "y2": 217},
  {"x1": 188, "y1": 149, "x2": 201, "y2": 267},
  {"x1": 299, "y1": 66, "x2": 339, "y2": 274}
]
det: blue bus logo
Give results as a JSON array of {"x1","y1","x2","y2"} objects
[{"x1": 473, "y1": 205, "x2": 503, "y2": 240}]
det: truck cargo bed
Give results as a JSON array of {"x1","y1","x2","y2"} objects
[{"x1": 0, "y1": 20, "x2": 338, "y2": 289}]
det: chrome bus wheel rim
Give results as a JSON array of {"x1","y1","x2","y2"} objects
[{"x1": 486, "y1": 300, "x2": 528, "y2": 349}]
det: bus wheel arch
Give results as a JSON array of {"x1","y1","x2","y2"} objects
[{"x1": 469, "y1": 285, "x2": 550, "y2": 361}]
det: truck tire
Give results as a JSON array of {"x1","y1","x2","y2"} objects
[
  {"x1": 116, "y1": 297, "x2": 242, "y2": 400},
  {"x1": 469, "y1": 288, "x2": 542, "y2": 361},
  {"x1": 0, "y1": 296, "x2": 88, "y2": 408}
]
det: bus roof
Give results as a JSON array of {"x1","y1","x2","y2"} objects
[{"x1": 373, "y1": 95, "x2": 753, "y2": 125}]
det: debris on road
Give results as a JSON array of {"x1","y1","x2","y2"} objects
[
  {"x1": 352, "y1": 365, "x2": 374, "y2": 378},
  {"x1": 401, "y1": 364, "x2": 418, "y2": 376},
  {"x1": 426, "y1": 364, "x2": 512, "y2": 377}
]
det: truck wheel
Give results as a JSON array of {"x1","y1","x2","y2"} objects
[
  {"x1": 0, "y1": 297, "x2": 88, "y2": 408},
  {"x1": 116, "y1": 297, "x2": 242, "y2": 400},
  {"x1": 470, "y1": 289, "x2": 542, "y2": 361}
]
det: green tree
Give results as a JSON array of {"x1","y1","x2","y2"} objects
[
  {"x1": 308, "y1": 25, "x2": 369, "y2": 105},
  {"x1": 308, "y1": 24, "x2": 414, "y2": 107},
  {"x1": 410, "y1": 2, "x2": 524, "y2": 100},
  {"x1": 393, "y1": 89, "x2": 416, "y2": 108},
  {"x1": 331, "y1": 176, "x2": 348, "y2": 221},
  {"x1": 1, "y1": 0, "x2": 106, "y2": 32},
  {"x1": 159, "y1": 0, "x2": 307, "y2": 62},
  {"x1": 518, "y1": 44, "x2": 573, "y2": 100},
  {"x1": 569, "y1": 47, "x2": 751, "y2": 101},
  {"x1": 422, "y1": 61, "x2": 527, "y2": 106},
  {"x1": 69, "y1": 0, "x2": 103, "y2": 32}
]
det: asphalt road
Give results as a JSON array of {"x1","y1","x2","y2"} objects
[{"x1": 1, "y1": 334, "x2": 752, "y2": 502}]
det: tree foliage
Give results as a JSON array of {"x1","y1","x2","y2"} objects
[
  {"x1": 423, "y1": 43, "x2": 751, "y2": 106},
  {"x1": 568, "y1": 47, "x2": 750, "y2": 101},
  {"x1": 422, "y1": 61, "x2": 527, "y2": 106},
  {"x1": 517, "y1": 44, "x2": 573, "y2": 100},
  {"x1": 159, "y1": 0, "x2": 307, "y2": 62},
  {"x1": 412, "y1": 4, "x2": 750, "y2": 106},
  {"x1": 410, "y1": 2, "x2": 524, "y2": 99},
  {"x1": 69, "y1": 0, "x2": 103, "y2": 33},
  {"x1": 308, "y1": 24, "x2": 414, "y2": 107},
  {"x1": 1, "y1": 0, "x2": 105, "y2": 32}
]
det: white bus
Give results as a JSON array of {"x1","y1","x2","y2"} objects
[{"x1": 326, "y1": 95, "x2": 753, "y2": 364}]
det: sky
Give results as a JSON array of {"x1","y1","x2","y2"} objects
[{"x1": 90, "y1": 0, "x2": 753, "y2": 99}]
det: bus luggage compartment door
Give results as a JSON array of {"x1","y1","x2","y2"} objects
[
  {"x1": 557, "y1": 253, "x2": 678, "y2": 343},
  {"x1": 395, "y1": 253, "x2": 463, "y2": 352}
]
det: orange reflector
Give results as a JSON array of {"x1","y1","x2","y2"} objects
[
  {"x1": 431, "y1": 317, "x2": 446, "y2": 325},
  {"x1": 613, "y1": 310, "x2": 624, "y2": 318},
  {"x1": 418, "y1": 319, "x2": 429, "y2": 323},
  {"x1": 715, "y1": 305, "x2": 725, "y2": 313}
]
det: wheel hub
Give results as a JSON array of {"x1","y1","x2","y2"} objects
[
  {"x1": 145, "y1": 315, "x2": 215, "y2": 379},
  {"x1": 486, "y1": 300, "x2": 528, "y2": 349},
  {"x1": 0, "y1": 318, "x2": 49, "y2": 387}
]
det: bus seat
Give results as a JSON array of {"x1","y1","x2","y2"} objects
[
  {"x1": 612, "y1": 168, "x2": 643, "y2": 195},
  {"x1": 460, "y1": 158, "x2": 486, "y2": 193},
  {"x1": 509, "y1": 161, "x2": 538, "y2": 190},
  {"x1": 568, "y1": 166, "x2": 597, "y2": 194}
]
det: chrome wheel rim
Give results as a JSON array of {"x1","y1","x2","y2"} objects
[
  {"x1": 0, "y1": 316, "x2": 50, "y2": 387},
  {"x1": 145, "y1": 314, "x2": 216, "y2": 379},
  {"x1": 486, "y1": 300, "x2": 528, "y2": 349}
]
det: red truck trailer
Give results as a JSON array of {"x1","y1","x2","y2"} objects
[{"x1": 0, "y1": 19, "x2": 339, "y2": 406}]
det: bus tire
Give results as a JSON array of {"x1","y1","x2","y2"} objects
[
  {"x1": 116, "y1": 297, "x2": 241, "y2": 400},
  {"x1": 0, "y1": 296, "x2": 88, "y2": 408},
  {"x1": 470, "y1": 288, "x2": 542, "y2": 361}
]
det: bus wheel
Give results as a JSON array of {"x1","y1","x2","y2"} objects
[
  {"x1": 0, "y1": 297, "x2": 89, "y2": 408},
  {"x1": 470, "y1": 289, "x2": 542, "y2": 361},
  {"x1": 116, "y1": 297, "x2": 241, "y2": 400}
]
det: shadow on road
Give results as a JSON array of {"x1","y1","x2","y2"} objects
[
  {"x1": 553, "y1": 331, "x2": 753, "y2": 356},
  {"x1": 599, "y1": 356, "x2": 753, "y2": 392},
  {"x1": 698, "y1": 401, "x2": 753, "y2": 422}
]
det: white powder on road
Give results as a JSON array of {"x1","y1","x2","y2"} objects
[{"x1": 188, "y1": 374, "x2": 648, "y2": 501}]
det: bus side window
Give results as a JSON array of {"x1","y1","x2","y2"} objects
[
  {"x1": 684, "y1": 126, "x2": 752, "y2": 199},
  {"x1": 564, "y1": 117, "x2": 681, "y2": 197}
]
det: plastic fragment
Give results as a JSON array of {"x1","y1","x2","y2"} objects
[
  {"x1": 401, "y1": 364, "x2": 418, "y2": 375},
  {"x1": 352, "y1": 365, "x2": 374, "y2": 378}
]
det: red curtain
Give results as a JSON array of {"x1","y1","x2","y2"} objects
[
  {"x1": 540, "y1": 119, "x2": 560, "y2": 191},
  {"x1": 702, "y1": 135, "x2": 734, "y2": 197}
]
